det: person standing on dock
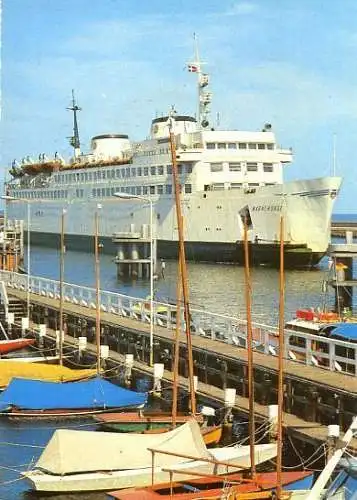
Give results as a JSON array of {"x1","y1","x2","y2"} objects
[{"x1": 160, "y1": 259, "x2": 166, "y2": 279}]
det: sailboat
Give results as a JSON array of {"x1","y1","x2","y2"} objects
[
  {"x1": 22, "y1": 419, "x2": 278, "y2": 492},
  {"x1": 95, "y1": 114, "x2": 222, "y2": 445}
]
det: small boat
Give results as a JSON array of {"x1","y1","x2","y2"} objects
[
  {"x1": 0, "y1": 375, "x2": 147, "y2": 418},
  {"x1": 94, "y1": 411, "x2": 221, "y2": 445},
  {"x1": 22, "y1": 420, "x2": 277, "y2": 492},
  {"x1": 0, "y1": 360, "x2": 97, "y2": 389},
  {"x1": 108, "y1": 471, "x2": 313, "y2": 499},
  {"x1": 0, "y1": 337, "x2": 35, "y2": 354}
]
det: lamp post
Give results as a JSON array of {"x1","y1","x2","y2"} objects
[
  {"x1": 114, "y1": 192, "x2": 154, "y2": 366},
  {"x1": 1, "y1": 196, "x2": 31, "y2": 320}
]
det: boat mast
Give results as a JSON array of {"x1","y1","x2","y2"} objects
[
  {"x1": 172, "y1": 250, "x2": 182, "y2": 427},
  {"x1": 188, "y1": 34, "x2": 212, "y2": 130},
  {"x1": 168, "y1": 113, "x2": 196, "y2": 415},
  {"x1": 243, "y1": 220, "x2": 256, "y2": 479},
  {"x1": 94, "y1": 204, "x2": 102, "y2": 375},
  {"x1": 67, "y1": 89, "x2": 81, "y2": 159},
  {"x1": 276, "y1": 215, "x2": 285, "y2": 499}
]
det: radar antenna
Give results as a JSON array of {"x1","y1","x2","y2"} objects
[
  {"x1": 186, "y1": 34, "x2": 212, "y2": 130},
  {"x1": 67, "y1": 89, "x2": 81, "y2": 158}
]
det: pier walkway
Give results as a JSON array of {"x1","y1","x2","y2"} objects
[{"x1": 5, "y1": 286, "x2": 357, "y2": 453}]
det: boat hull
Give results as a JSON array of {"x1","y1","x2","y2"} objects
[
  {"x1": 23, "y1": 443, "x2": 277, "y2": 492},
  {"x1": 0, "y1": 338, "x2": 35, "y2": 354},
  {"x1": 25, "y1": 231, "x2": 325, "y2": 269}
]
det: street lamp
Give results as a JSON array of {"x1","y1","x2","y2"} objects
[
  {"x1": 114, "y1": 192, "x2": 154, "y2": 366},
  {"x1": 1, "y1": 196, "x2": 31, "y2": 320}
]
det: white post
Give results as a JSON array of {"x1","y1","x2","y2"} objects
[
  {"x1": 26, "y1": 202, "x2": 30, "y2": 320},
  {"x1": 153, "y1": 362, "x2": 164, "y2": 394},
  {"x1": 149, "y1": 199, "x2": 154, "y2": 366},
  {"x1": 124, "y1": 353, "x2": 134, "y2": 385}
]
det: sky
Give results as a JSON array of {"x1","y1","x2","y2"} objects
[{"x1": 1, "y1": 0, "x2": 357, "y2": 212}]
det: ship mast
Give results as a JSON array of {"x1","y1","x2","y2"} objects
[
  {"x1": 187, "y1": 34, "x2": 212, "y2": 130},
  {"x1": 67, "y1": 89, "x2": 81, "y2": 159}
]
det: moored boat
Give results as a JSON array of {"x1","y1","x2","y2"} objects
[
  {"x1": 4, "y1": 47, "x2": 341, "y2": 269},
  {"x1": 22, "y1": 420, "x2": 277, "y2": 492},
  {"x1": 0, "y1": 337, "x2": 35, "y2": 354},
  {"x1": 0, "y1": 375, "x2": 147, "y2": 417}
]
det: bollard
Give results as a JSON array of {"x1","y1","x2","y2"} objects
[
  {"x1": 38, "y1": 323, "x2": 46, "y2": 349},
  {"x1": 7, "y1": 312, "x2": 14, "y2": 337},
  {"x1": 124, "y1": 354, "x2": 134, "y2": 386},
  {"x1": 78, "y1": 336, "x2": 87, "y2": 362},
  {"x1": 100, "y1": 345, "x2": 109, "y2": 359},
  {"x1": 268, "y1": 404, "x2": 279, "y2": 441},
  {"x1": 153, "y1": 363, "x2": 164, "y2": 395},
  {"x1": 21, "y1": 317, "x2": 29, "y2": 338},
  {"x1": 327, "y1": 424, "x2": 340, "y2": 461},
  {"x1": 223, "y1": 388, "x2": 236, "y2": 424}
]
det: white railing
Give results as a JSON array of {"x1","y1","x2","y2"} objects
[{"x1": 0, "y1": 270, "x2": 356, "y2": 377}]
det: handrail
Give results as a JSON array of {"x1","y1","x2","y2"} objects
[{"x1": 0, "y1": 269, "x2": 356, "y2": 376}]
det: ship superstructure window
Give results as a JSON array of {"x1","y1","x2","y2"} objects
[
  {"x1": 263, "y1": 163, "x2": 274, "y2": 172},
  {"x1": 247, "y1": 162, "x2": 258, "y2": 172},
  {"x1": 143, "y1": 186, "x2": 148, "y2": 194},
  {"x1": 217, "y1": 143, "x2": 226, "y2": 149},
  {"x1": 185, "y1": 184, "x2": 192, "y2": 193},
  {"x1": 248, "y1": 143, "x2": 257, "y2": 150},
  {"x1": 137, "y1": 167, "x2": 142, "y2": 176},
  {"x1": 229, "y1": 162, "x2": 241, "y2": 172},
  {"x1": 165, "y1": 184, "x2": 172, "y2": 194},
  {"x1": 267, "y1": 143, "x2": 274, "y2": 150},
  {"x1": 158, "y1": 166, "x2": 164, "y2": 175},
  {"x1": 144, "y1": 167, "x2": 149, "y2": 176},
  {"x1": 258, "y1": 143, "x2": 266, "y2": 150},
  {"x1": 131, "y1": 168, "x2": 136, "y2": 177},
  {"x1": 126, "y1": 167, "x2": 130, "y2": 177},
  {"x1": 167, "y1": 165, "x2": 172, "y2": 174},
  {"x1": 150, "y1": 166, "x2": 156, "y2": 176},
  {"x1": 239, "y1": 143, "x2": 247, "y2": 149},
  {"x1": 178, "y1": 165, "x2": 183, "y2": 174},
  {"x1": 231, "y1": 183, "x2": 243, "y2": 189},
  {"x1": 185, "y1": 163, "x2": 193, "y2": 173},
  {"x1": 136, "y1": 186, "x2": 142, "y2": 195},
  {"x1": 157, "y1": 185, "x2": 164, "y2": 194},
  {"x1": 212, "y1": 183, "x2": 225, "y2": 190},
  {"x1": 150, "y1": 186, "x2": 155, "y2": 195},
  {"x1": 206, "y1": 142, "x2": 215, "y2": 149},
  {"x1": 228, "y1": 143, "x2": 237, "y2": 149},
  {"x1": 210, "y1": 163, "x2": 223, "y2": 172}
]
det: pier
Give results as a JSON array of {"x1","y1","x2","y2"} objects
[{"x1": 1, "y1": 271, "x2": 356, "y2": 454}]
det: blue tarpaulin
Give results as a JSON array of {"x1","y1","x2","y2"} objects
[
  {"x1": 329, "y1": 323, "x2": 357, "y2": 341},
  {"x1": 0, "y1": 376, "x2": 147, "y2": 411}
]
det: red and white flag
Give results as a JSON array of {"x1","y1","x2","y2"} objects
[{"x1": 187, "y1": 64, "x2": 199, "y2": 73}]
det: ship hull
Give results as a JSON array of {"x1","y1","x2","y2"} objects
[
  {"x1": 26, "y1": 231, "x2": 324, "y2": 268},
  {"x1": 7, "y1": 176, "x2": 341, "y2": 269}
]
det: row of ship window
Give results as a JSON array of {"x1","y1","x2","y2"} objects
[
  {"x1": 211, "y1": 162, "x2": 274, "y2": 173},
  {"x1": 206, "y1": 142, "x2": 275, "y2": 150},
  {"x1": 11, "y1": 180, "x2": 277, "y2": 200},
  {"x1": 12, "y1": 184, "x2": 193, "y2": 200},
  {"x1": 52, "y1": 164, "x2": 193, "y2": 184}
]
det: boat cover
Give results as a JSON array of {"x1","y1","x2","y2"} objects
[
  {"x1": 0, "y1": 360, "x2": 97, "y2": 388},
  {"x1": 35, "y1": 419, "x2": 210, "y2": 474},
  {"x1": 0, "y1": 376, "x2": 147, "y2": 411},
  {"x1": 329, "y1": 323, "x2": 357, "y2": 341}
]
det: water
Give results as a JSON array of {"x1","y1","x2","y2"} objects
[{"x1": 0, "y1": 245, "x2": 353, "y2": 497}]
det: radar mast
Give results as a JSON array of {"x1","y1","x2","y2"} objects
[
  {"x1": 67, "y1": 89, "x2": 81, "y2": 158},
  {"x1": 187, "y1": 34, "x2": 212, "y2": 130}
]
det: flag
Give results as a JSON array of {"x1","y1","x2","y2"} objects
[{"x1": 188, "y1": 64, "x2": 199, "y2": 73}]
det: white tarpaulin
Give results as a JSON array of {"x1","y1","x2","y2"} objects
[{"x1": 36, "y1": 419, "x2": 210, "y2": 475}]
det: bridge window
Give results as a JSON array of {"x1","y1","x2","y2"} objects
[
  {"x1": 206, "y1": 142, "x2": 215, "y2": 149},
  {"x1": 211, "y1": 163, "x2": 223, "y2": 172},
  {"x1": 229, "y1": 162, "x2": 241, "y2": 172},
  {"x1": 263, "y1": 163, "x2": 274, "y2": 172},
  {"x1": 247, "y1": 162, "x2": 258, "y2": 172},
  {"x1": 185, "y1": 184, "x2": 192, "y2": 193}
]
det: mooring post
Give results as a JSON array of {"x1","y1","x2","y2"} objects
[
  {"x1": 268, "y1": 404, "x2": 279, "y2": 441},
  {"x1": 153, "y1": 362, "x2": 164, "y2": 396},
  {"x1": 38, "y1": 323, "x2": 46, "y2": 349},
  {"x1": 78, "y1": 336, "x2": 87, "y2": 362},
  {"x1": 124, "y1": 353, "x2": 134, "y2": 386},
  {"x1": 327, "y1": 424, "x2": 340, "y2": 462}
]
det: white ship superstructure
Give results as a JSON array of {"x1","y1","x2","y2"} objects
[{"x1": 4, "y1": 56, "x2": 341, "y2": 268}]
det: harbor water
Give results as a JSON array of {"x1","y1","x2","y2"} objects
[{"x1": 0, "y1": 244, "x2": 354, "y2": 498}]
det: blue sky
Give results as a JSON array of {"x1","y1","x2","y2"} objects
[{"x1": 1, "y1": 0, "x2": 357, "y2": 212}]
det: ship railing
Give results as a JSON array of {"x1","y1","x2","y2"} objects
[{"x1": 0, "y1": 270, "x2": 356, "y2": 377}]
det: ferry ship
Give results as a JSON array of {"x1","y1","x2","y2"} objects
[{"x1": 4, "y1": 58, "x2": 342, "y2": 268}]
